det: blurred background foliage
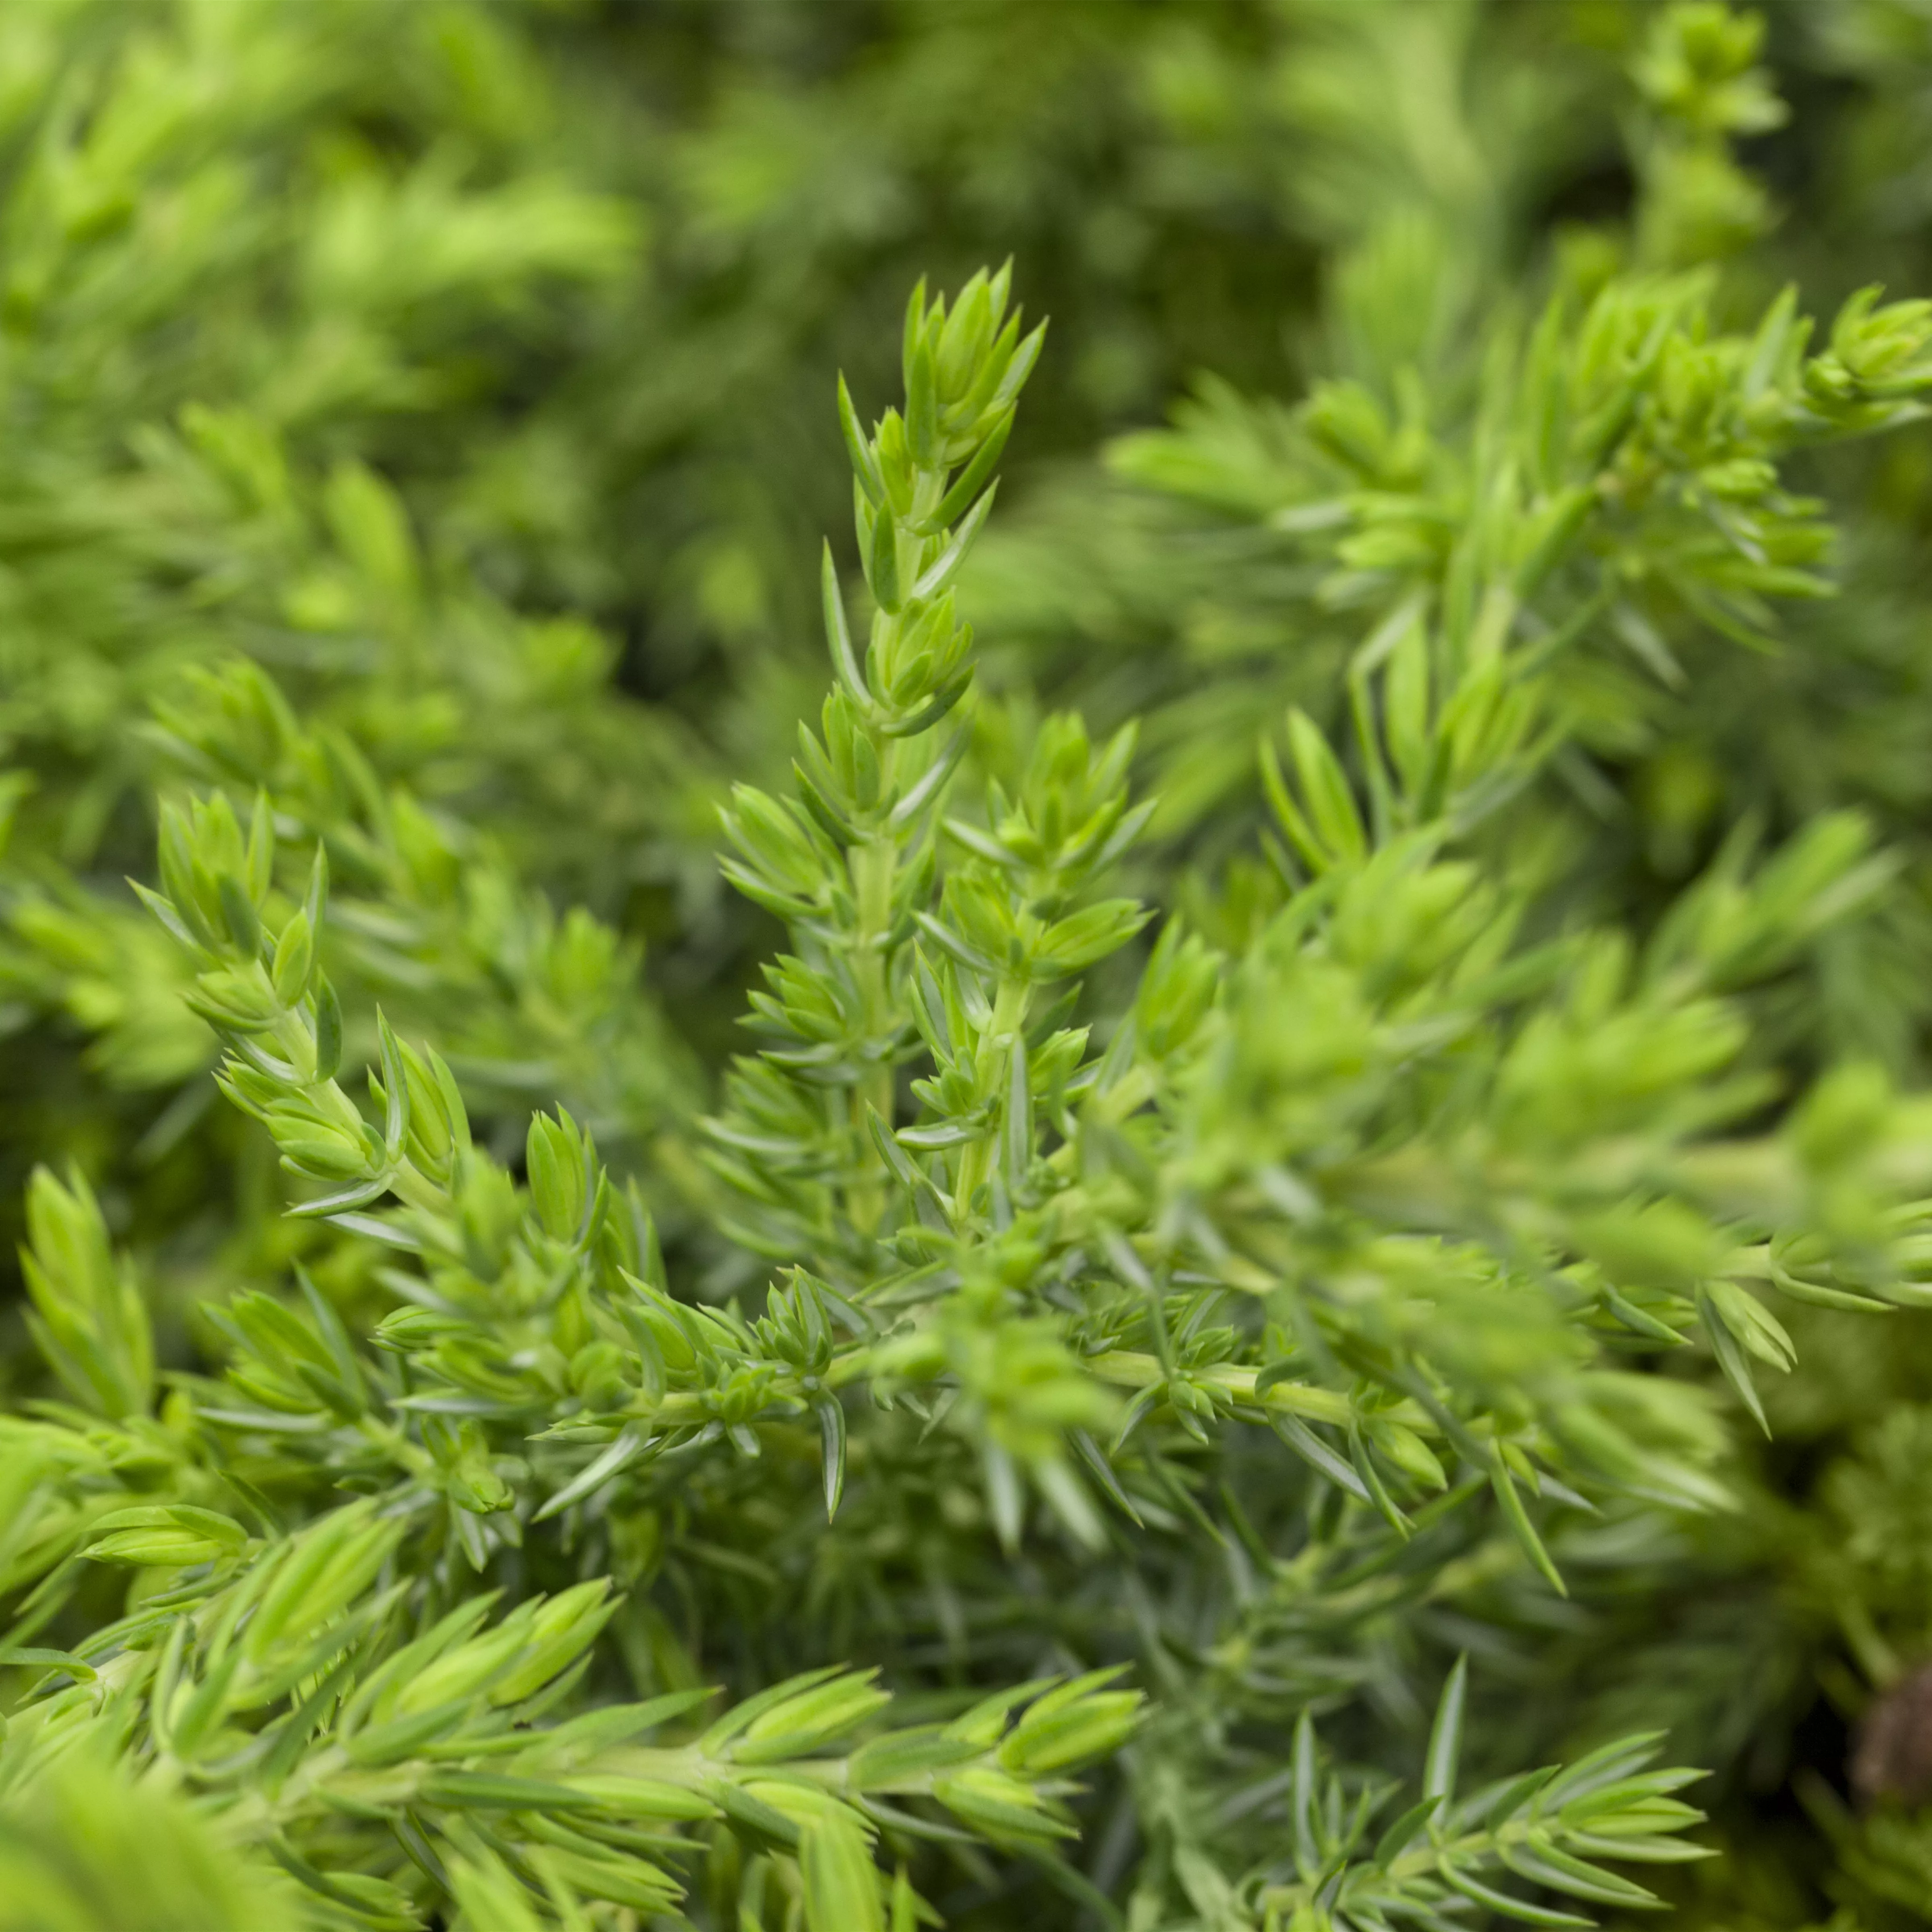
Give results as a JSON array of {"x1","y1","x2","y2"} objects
[{"x1": 8, "y1": 0, "x2": 1932, "y2": 1924}]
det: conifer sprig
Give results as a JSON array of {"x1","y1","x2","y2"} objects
[
  {"x1": 711, "y1": 264, "x2": 1054, "y2": 1257},
  {"x1": 0, "y1": 663, "x2": 1140, "y2": 1928},
  {"x1": 1106, "y1": 254, "x2": 1932, "y2": 851},
  {"x1": 1240, "y1": 1671, "x2": 1711, "y2": 1931},
  {"x1": 706, "y1": 279, "x2": 1932, "y2": 1589}
]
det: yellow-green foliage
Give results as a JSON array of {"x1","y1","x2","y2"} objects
[{"x1": 7, "y1": 5, "x2": 1932, "y2": 1930}]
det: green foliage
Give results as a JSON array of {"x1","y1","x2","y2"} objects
[{"x1": 7, "y1": 3, "x2": 1932, "y2": 1929}]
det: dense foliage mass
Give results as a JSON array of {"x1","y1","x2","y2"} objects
[{"x1": 9, "y1": 2, "x2": 1932, "y2": 1928}]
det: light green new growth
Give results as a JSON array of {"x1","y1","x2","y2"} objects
[
  {"x1": 0, "y1": 259, "x2": 1756, "y2": 1932},
  {"x1": 10, "y1": 6, "x2": 1932, "y2": 1927}
]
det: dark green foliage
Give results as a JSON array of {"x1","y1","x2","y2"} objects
[{"x1": 7, "y1": 4, "x2": 1932, "y2": 1929}]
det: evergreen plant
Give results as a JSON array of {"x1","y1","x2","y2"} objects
[{"x1": 8, "y1": 4, "x2": 1932, "y2": 1929}]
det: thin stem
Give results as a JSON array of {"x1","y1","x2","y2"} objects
[{"x1": 847, "y1": 821, "x2": 900, "y2": 1236}]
